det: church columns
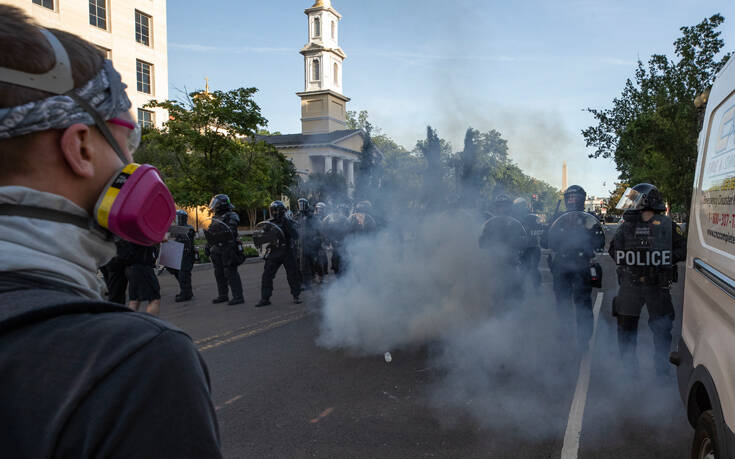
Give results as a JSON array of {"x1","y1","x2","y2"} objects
[
  {"x1": 346, "y1": 160, "x2": 354, "y2": 186},
  {"x1": 335, "y1": 157, "x2": 344, "y2": 175},
  {"x1": 324, "y1": 155, "x2": 332, "y2": 173}
]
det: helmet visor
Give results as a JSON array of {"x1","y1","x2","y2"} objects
[{"x1": 615, "y1": 188, "x2": 644, "y2": 210}]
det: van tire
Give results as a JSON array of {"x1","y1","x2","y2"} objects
[{"x1": 692, "y1": 410, "x2": 720, "y2": 459}]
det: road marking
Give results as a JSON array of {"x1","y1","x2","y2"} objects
[
  {"x1": 560, "y1": 291, "x2": 604, "y2": 459},
  {"x1": 194, "y1": 310, "x2": 306, "y2": 345},
  {"x1": 309, "y1": 407, "x2": 334, "y2": 424},
  {"x1": 197, "y1": 311, "x2": 309, "y2": 352},
  {"x1": 225, "y1": 394, "x2": 243, "y2": 405}
]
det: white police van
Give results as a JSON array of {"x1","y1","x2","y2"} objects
[{"x1": 672, "y1": 54, "x2": 735, "y2": 458}]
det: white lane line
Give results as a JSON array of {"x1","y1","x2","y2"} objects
[{"x1": 560, "y1": 291, "x2": 604, "y2": 459}]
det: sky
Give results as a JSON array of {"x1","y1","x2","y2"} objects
[{"x1": 166, "y1": 0, "x2": 735, "y2": 197}]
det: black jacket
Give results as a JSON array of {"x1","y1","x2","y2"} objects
[{"x1": 0, "y1": 288, "x2": 222, "y2": 458}]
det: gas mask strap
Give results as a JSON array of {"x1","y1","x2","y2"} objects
[
  {"x1": 0, "y1": 29, "x2": 74, "y2": 95},
  {"x1": 0, "y1": 204, "x2": 92, "y2": 230}
]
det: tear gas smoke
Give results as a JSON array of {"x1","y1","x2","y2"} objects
[{"x1": 317, "y1": 196, "x2": 682, "y2": 440}]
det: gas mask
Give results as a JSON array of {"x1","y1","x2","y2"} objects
[{"x1": 0, "y1": 29, "x2": 174, "y2": 245}]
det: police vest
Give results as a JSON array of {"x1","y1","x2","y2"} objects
[{"x1": 613, "y1": 214, "x2": 673, "y2": 270}]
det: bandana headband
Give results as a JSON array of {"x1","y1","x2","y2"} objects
[{"x1": 0, "y1": 29, "x2": 132, "y2": 163}]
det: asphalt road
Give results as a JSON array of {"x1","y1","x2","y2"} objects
[{"x1": 155, "y1": 225, "x2": 693, "y2": 458}]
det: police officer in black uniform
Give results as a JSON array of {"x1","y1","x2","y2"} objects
[
  {"x1": 512, "y1": 197, "x2": 542, "y2": 292},
  {"x1": 295, "y1": 198, "x2": 317, "y2": 289},
  {"x1": 168, "y1": 210, "x2": 197, "y2": 302},
  {"x1": 479, "y1": 194, "x2": 527, "y2": 301},
  {"x1": 205, "y1": 194, "x2": 244, "y2": 305},
  {"x1": 255, "y1": 201, "x2": 302, "y2": 307},
  {"x1": 542, "y1": 185, "x2": 601, "y2": 348},
  {"x1": 609, "y1": 183, "x2": 686, "y2": 374}
]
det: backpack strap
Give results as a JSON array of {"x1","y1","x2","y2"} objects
[{"x1": 0, "y1": 274, "x2": 131, "y2": 335}]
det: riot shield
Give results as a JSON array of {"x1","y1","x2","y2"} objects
[
  {"x1": 322, "y1": 214, "x2": 349, "y2": 243},
  {"x1": 252, "y1": 221, "x2": 286, "y2": 252},
  {"x1": 479, "y1": 215, "x2": 527, "y2": 252},
  {"x1": 548, "y1": 211, "x2": 605, "y2": 254},
  {"x1": 204, "y1": 218, "x2": 236, "y2": 246}
]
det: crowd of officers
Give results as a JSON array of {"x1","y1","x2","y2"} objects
[
  {"x1": 101, "y1": 193, "x2": 379, "y2": 312},
  {"x1": 480, "y1": 182, "x2": 685, "y2": 376},
  {"x1": 103, "y1": 182, "x2": 684, "y2": 375}
]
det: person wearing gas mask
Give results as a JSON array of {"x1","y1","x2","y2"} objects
[
  {"x1": 167, "y1": 209, "x2": 197, "y2": 302},
  {"x1": 0, "y1": 8, "x2": 222, "y2": 457},
  {"x1": 609, "y1": 183, "x2": 686, "y2": 375},
  {"x1": 205, "y1": 194, "x2": 244, "y2": 305},
  {"x1": 324, "y1": 203, "x2": 350, "y2": 276},
  {"x1": 512, "y1": 197, "x2": 542, "y2": 292},
  {"x1": 349, "y1": 200, "x2": 377, "y2": 234},
  {"x1": 542, "y1": 185, "x2": 604, "y2": 349},
  {"x1": 255, "y1": 200, "x2": 302, "y2": 307}
]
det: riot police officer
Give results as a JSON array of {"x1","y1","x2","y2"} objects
[
  {"x1": 609, "y1": 183, "x2": 686, "y2": 374},
  {"x1": 168, "y1": 210, "x2": 197, "y2": 302},
  {"x1": 542, "y1": 185, "x2": 604, "y2": 348},
  {"x1": 255, "y1": 201, "x2": 302, "y2": 307},
  {"x1": 512, "y1": 197, "x2": 542, "y2": 292},
  {"x1": 313, "y1": 202, "x2": 329, "y2": 281},
  {"x1": 295, "y1": 198, "x2": 317, "y2": 289},
  {"x1": 479, "y1": 194, "x2": 527, "y2": 301},
  {"x1": 324, "y1": 204, "x2": 350, "y2": 276},
  {"x1": 349, "y1": 200, "x2": 377, "y2": 234},
  {"x1": 205, "y1": 194, "x2": 245, "y2": 305}
]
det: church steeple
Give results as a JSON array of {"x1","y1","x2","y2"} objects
[{"x1": 297, "y1": 0, "x2": 350, "y2": 134}]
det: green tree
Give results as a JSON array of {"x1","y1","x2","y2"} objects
[
  {"x1": 583, "y1": 14, "x2": 731, "y2": 212},
  {"x1": 139, "y1": 87, "x2": 296, "y2": 225}
]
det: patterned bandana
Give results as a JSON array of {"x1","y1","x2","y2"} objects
[{"x1": 0, "y1": 59, "x2": 131, "y2": 139}]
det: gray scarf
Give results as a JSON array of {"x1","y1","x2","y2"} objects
[{"x1": 0, "y1": 186, "x2": 116, "y2": 299}]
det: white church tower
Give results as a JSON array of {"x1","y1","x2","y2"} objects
[{"x1": 297, "y1": 0, "x2": 350, "y2": 134}]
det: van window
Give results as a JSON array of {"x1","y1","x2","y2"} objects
[{"x1": 699, "y1": 93, "x2": 735, "y2": 253}]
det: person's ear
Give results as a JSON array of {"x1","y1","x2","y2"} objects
[{"x1": 59, "y1": 123, "x2": 95, "y2": 179}]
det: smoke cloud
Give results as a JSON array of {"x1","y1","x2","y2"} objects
[{"x1": 316, "y1": 194, "x2": 681, "y2": 441}]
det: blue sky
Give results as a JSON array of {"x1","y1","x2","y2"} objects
[{"x1": 167, "y1": 0, "x2": 735, "y2": 197}]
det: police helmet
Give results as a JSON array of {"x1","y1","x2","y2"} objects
[
  {"x1": 616, "y1": 183, "x2": 666, "y2": 212},
  {"x1": 209, "y1": 194, "x2": 233, "y2": 213},
  {"x1": 176, "y1": 209, "x2": 188, "y2": 226},
  {"x1": 494, "y1": 194, "x2": 513, "y2": 215},
  {"x1": 269, "y1": 200, "x2": 287, "y2": 219},
  {"x1": 512, "y1": 197, "x2": 530, "y2": 215},
  {"x1": 355, "y1": 200, "x2": 372, "y2": 214},
  {"x1": 297, "y1": 198, "x2": 310, "y2": 212},
  {"x1": 564, "y1": 185, "x2": 586, "y2": 211},
  {"x1": 315, "y1": 202, "x2": 326, "y2": 215}
]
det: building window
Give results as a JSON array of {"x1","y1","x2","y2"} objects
[
  {"x1": 312, "y1": 59, "x2": 320, "y2": 81},
  {"x1": 331, "y1": 21, "x2": 335, "y2": 39},
  {"x1": 136, "y1": 60, "x2": 152, "y2": 94},
  {"x1": 32, "y1": 0, "x2": 54, "y2": 9},
  {"x1": 313, "y1": 17, "x2": 320, "y2": 37},
  {"x1": 135, "y1": 10, "x2": 152, "y2": 46},
  {"x1": 94, "y1": 45, "x2": 111, "y2": 60},
  {"x1": 333, "y1": 63, "x2": 338, "y2": 85},
  {"x1": 137, "y1": 109, "x2": 154, "y2": 129},
  {"x1": 89, "y1": 0, "x2": 107, "y2": 30}
]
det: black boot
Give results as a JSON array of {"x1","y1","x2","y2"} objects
[
  {"x1": 293, "y1": 296, "x2": 302, "y2": 304},
  {"x1": 255, "y1": 299, "x2": 271, "y2": 307},
  {"x1": 212, "y1": 296, "x2": 228, "y2": 304},
  {"x1": 228, "y1": 297, "x2": 244, "y2": 305},
  {"x1": 175, "y1": 293, "x2": 193, "y2": 303}
]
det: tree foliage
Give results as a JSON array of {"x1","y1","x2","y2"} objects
[
  {"x1": 137, "y1": 87, "x2": 296, "y2": 225},
  {"x1": 583, "y1": 14, "x2": 731, "y2": 212}
]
